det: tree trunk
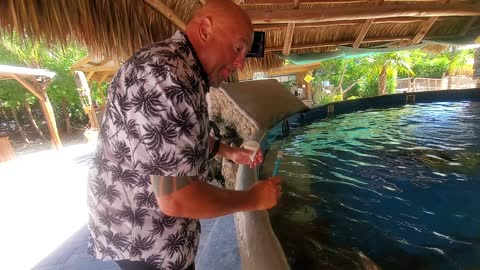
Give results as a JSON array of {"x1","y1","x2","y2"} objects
[
  {"x1": 378, "y1": 63, "x2": 388, "y2": 95},
  {"x1": 0, "y1": 107, "x2": 7, "y2": 122},
  {"x1": 11, "y1": 107, "x2": 30, "y2": 144},
  {"x1": 61, "y1": 98, "x2": 72, "y2": 135},
  {"x1": 24, "y1": 98, "x2": 46, "y2": 140},
  {"x1": 474, "y1": 47, "x2": 480, "y2": 88}
]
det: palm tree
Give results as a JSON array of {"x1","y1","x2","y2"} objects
[
  {"x1": 447, "y1": 48, "x2": 474, "y2": 76},
  {"x1": 367, "y1": 52, "x2": 415, "y2": 95}
]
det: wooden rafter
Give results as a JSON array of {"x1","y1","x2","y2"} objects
[
  {"x1": 74, "y1": 66, "x2": 119, "y2": 73},
  {"x1": 10, "y1": 74, "x2": 44, "y2": 100},
  {"x1": 245, "y1": 3, "x2": 480, "y2": 24},
  {"x1": 143, "y1": 0, "x2": 187, "y2": 31},
  {"x1": 353, "y1": 19, "x2": 374, "y2": 48},
  {"x1": 265, "y1": 37, "x2": 412, "y2": 52},
  {"x1": 71, "y1": 54, "x2": 93, "y2": 69},
  {"x1": 254, "y1": 17, "x2": 460, "y2": 31},
  {"x1": 268, "y1": 63, "x2": 321, "y2": 76},
  {"x1": 293, "y1": 0, "x2": 301, "y2": 9},
  {"x1": 241, "y1": 0, "x2": 366, "y2": 5},
  {"x1": 282, "y1": 23, "x2": 295, "y2": 55},
  {"x1": 411, "y1": 17, "x2": 438, "y2": 44},
  {"x1": 461, "y1": 16, "x2": 479, "y2": 36}
]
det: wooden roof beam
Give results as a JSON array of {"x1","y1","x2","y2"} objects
[
  {"x1": 265, "y1": 36, "x2": 412, "y2": 52},
  {"x1": 293, "y1": 0, "x2": 301, "y2": 9},
  {"x1": 353, "y1": 19, "x2": 374, "y2": 48},
  {"x1": 254, "y1": 16, "x2": 459, "y2": 30},
  {"x1": 282, "y1": 23, "x2": 295, "y2": 55},
  {"x1": 245, "y1": 3, "x2": 480, "y2": 24},
  {"x1": 461, "y1": 16, "x2": 479, "y2": 36},
  {"x1": 143, "y1": 0, "x2": 186, "y2": 31},
  {"x1": 411, "y1": 16, "x2": 438, "y2": 44}
]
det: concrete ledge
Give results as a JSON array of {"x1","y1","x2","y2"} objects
[{"x1": 234, "y1": 131, "x2": 290, "y2": 270}]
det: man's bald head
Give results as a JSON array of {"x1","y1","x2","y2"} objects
[
  {"x1": 191, "y1": 0, "x2": 253, "y2": 33},
  {"x1": 186, "y1": 0, "x2": 254, "y2": 87}
]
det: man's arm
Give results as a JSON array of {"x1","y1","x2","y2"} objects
[
  {"x1": 150, "y1": 175, "x2": 281, "y2": 219},
  {"x1": 208, "y1": 136, "x2": 233, "y2": 159}
]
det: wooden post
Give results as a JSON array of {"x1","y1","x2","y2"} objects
[
  {"x1": 38, "y1": 94, "x2": 63, "y2": 150},
  {"x1": 11, "y1": 74, "x2": 62, "y2": 150},
  {"x1": 75, "y1": 71, "x2": 99, "y2": 129},
  {"x1": 0, "y1": 136, "x2": 15, "y2": 162}
]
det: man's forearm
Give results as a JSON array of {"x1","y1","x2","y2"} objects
[
  {"x1": 208, "y1": 136, "x2": 233, "y2": 159},
  {"x1": 151, "y1": 175, "x2": 257, "y2": 219}
]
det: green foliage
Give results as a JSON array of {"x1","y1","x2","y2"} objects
[
  {"x1": 280, "y1": 80, "x2": 296, "y2": 90},
  {"x1": 0, "y1": 33, "x2": 89, "y2": 130},
  {"x1": 407, "y1": 50, "x2": 450, "y2": 78},
  {"x1": 314, "y1": 92, "x2": 343, "y2": 106}
]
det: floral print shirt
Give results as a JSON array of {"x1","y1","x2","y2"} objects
[{"x1": 87, "y1": 31, "x2": 210, "y2": 270}]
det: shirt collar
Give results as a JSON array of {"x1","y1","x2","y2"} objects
[{"x1": 180, "y1": 32, "x2": 210, "y2": 91}]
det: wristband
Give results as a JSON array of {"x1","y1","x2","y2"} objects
[{"x1": 208, "y1": 121, "x2": 221, "y2": 159}]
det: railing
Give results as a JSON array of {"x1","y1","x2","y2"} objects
[
  {"x1": 396, "y1": 78, "x2": 443, "y2": 93},
  {"x1": 397, "y1": 76, "x2": 479, "y2": 93}
]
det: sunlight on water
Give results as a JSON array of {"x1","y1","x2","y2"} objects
[{"x1": 261, "y1": 102, "x2": 480, "y2": 270}]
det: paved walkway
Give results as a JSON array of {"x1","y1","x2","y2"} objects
[{"x1": 0, "y1": 143, "x2": 240, "y2": 270}]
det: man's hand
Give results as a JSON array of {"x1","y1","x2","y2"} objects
[
  {"x1": 249, "y1": 176, "x2": 282, "y2": 210},
  {"x1": 229, "y1": 147, "x2": 263, "y2": 168}
]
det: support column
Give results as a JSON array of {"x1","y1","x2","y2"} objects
[
  {"x1": 11, "y1": 74, "x2": 62, "y2": 150},
  {"x1": 38, "y1": 94, "x2": 62, "y2": 150},
  {"x1": 75, "y1": 71, "x2": 99, "y2": 129}
]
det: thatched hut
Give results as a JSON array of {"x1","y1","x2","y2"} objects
[{"x1": 1, "y1": 0, "x2": 479, "y2": 83}]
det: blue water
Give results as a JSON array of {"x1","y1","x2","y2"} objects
[{"x1": 261, "y1": 102, "x2": 480, "y2": 270}]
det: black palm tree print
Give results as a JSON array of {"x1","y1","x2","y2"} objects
[
  {"x1": 102, "y1": 230, "x2": 130, "y2": 251},
  {"x1": 141, "y1": 151, "x2": 179, "y2": 175},
  {"x1": 130, "y1": 235, "x2": 156, "y2": 257},
  {"x1": 128, "y1": 52, "x2": 152, "y2": 73},
  {"x1": 151, "y1": 214, "x2": 176, "y2": 236},
  {"x1": 134, "y1": 189, "x2": 157, "y2": 208},
  {"x1": 148, "y1": 59, "x2": 174, "y2": 82},
  {"x1": 93, "y1": 152, "x2": 110, "y2": 174},
  {"x1": 124, "y1": 68, "x2": 147, "y2": 89},
  {"x1": 97, "y1": 241, "x2": 119, "y2": 259},
  {"x1": 162, "y1": 231, "x2": 186, "y2": 257},
  {"x1": 98, "y1": 209, "x2": 123, "y2": 228},
  {"x1": 145, "y1": 254, "x2": 163, "y2": 269},
  {"x1": 131, "y1": 85, "x2": 165, "y2": 118},
  {"x1": 167, "y1": 108, "x2": 195, "y2": 138},
  {"x1": 113, "y1": 141, "x2": 131, "y2": 163},
  {"x1": 141, "y1": 118, "x2": 177, "y2": 151},
  {"x1": 180, "y1": 144, "x2": 207, "y2": 171},
  {"x1": 110, "y1": 165, "x2": 139, "y2": 189},
  {"x1": 125, "y1": 119, "x2": 140, "y2": 140},
  {"x1": 116, "y1": 204, "x2": 149, "y2": 227},
  {"x1": 92, "y1": 177, "x2": 121, "y2": 204},
  {"x1": 167, "y1": 253, "x2": 188, "y2": 270}
]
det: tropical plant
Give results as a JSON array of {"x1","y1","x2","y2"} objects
[
  {"x1": 371, "y1": 52, "x2": 414, "y2": 95},
  {"x1": 448, "y1": 48, "x2": 474, "y2": 76}
]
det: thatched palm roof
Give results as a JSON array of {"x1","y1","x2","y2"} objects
[{"x1": 1, "y1": 0, "x2": 479, "y2": 81}]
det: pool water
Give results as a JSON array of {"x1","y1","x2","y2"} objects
[{"x1": 261, "y1": 102, "x2": 480, "y2": 270}]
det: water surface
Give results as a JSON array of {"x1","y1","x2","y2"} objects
[{"x1": 261, "y1": 102, "x2": 480, "y2": 270}]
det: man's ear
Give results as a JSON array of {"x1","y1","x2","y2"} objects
[{"x1": 198, "y1": 16, "x2": 213, "y2": 44}]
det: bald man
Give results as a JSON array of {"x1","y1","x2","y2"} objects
[{"x1": 86, "y1": 1, "x2": 282, "y2": 269}]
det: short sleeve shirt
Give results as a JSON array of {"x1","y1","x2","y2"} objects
[{"x1": 87, "y1": 31, "x2": 210, "y2": 270}]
